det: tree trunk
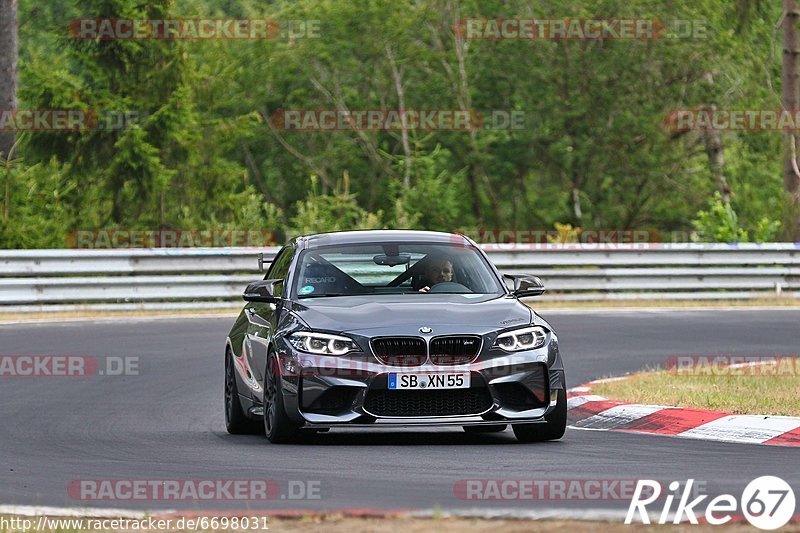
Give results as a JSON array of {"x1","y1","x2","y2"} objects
[
  {"x1": 386, "y1": 46, "x2": 411, "y2": 190},
  {"x1": 703, "y1": 110, "x2": 731, "y2": 203},
  {"x1": 0, "y1": 0, "x2": 19, "y2": 160},
  {"x1": 782, "y1": 0, "x2": 800, "y2": 240},
  {"x1": 702, "y1": 73, "x2": 731, "y2": 204},
  {"x1": 571, "y1": 186, "x2": 582, "y2": 221}
]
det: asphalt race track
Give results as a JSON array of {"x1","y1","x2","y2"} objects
[{"x1": 1, "y1": 309, "x2": 798, "y2": 514}]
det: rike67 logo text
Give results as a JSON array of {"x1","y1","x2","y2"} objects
[{"x1": 626, "y1": 477, "x2": 796, "y2": 530}]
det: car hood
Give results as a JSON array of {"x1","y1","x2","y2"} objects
[{"x1": 287, "y1": 294, "x2": 534, "y2": 335}]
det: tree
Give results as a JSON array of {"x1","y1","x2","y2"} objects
[
  {"x1": 783, "y1": 0, "x2": 800, "y2": 239},
  {"x1": 0, "y1": 0, "x2": 18, "y2": 160},
  {"x1": 2, "y1": 0, "x2": 793, "y2": 247}
]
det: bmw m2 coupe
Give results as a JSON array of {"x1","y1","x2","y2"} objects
[{"x1": 225, "y1": 230, "x2": 567, "y2": 443}]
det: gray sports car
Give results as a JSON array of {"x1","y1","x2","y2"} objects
[{"x1": 225, "y1": 230, "x2": 567, "y2": 443}]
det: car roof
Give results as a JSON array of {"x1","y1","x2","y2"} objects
[{"x1": 293, "y1": 230, "x2": 472, "y2": 250}]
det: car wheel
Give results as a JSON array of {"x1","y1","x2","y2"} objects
[
  {"x1": 225, "y1": 351, "x2": 261, "y2": 434},
  {"x1": 512, "y1": 389, "x2": 567, "y2": 443},
  {"x1": 263, "y1": 351, "x2": 300, "y2": 443},
  {"x1": 463, "y1": 424, "x2": 507, "y2": 433}
]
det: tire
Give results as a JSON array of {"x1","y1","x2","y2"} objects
[
  {"x1": 512, "y1": 389, "x2": 567, "y2": 443},
  {"x1": 263, "y1": 351, "x2": 300, "y2": 443},
  {"x1": 225, "y1": 352, "x2": 261, "y2": 435},
  {"x1": 463, "y1": 424, "x2": 507, "y2": 433}
]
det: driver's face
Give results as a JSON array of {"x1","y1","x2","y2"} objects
[{"x1": 427, "y1": 260, "x2": 454, "y2": 284}]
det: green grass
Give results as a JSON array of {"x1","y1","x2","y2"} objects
[
  {"x1": 532, "y1": 297, "x2": 800, "y2": 309},
  {"x1": 591, "y1": 366, "x2": 800, "y2": 416}
]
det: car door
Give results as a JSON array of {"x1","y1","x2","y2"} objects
[{"x1": 244, "y1": 244, "x2": 295, "y2": 403}]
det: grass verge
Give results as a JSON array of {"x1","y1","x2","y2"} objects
[
  {"x1": 590, "y1": 364, "x2": 800, "y2": 416},
  {"x1": 533, "y1": 296, "x2": 800, "y2": 309}
]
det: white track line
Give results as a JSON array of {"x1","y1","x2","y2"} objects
[
  {"x1": 587, "y1": 376, "x2": 629, "y2": 385},
  {"x1": 539, "y1": 306, "x2": 800, "y2": 314},
  {"x1": 0, "y1": 505, "x2": 154, "y2": 518}
]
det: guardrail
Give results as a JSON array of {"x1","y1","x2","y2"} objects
[{"x1": 0, "y1": 244, "x2": 798, "y2": 311}]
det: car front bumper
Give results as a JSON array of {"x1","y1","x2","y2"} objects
[{"x1": 275, "y1": 343, "x2": 566, "y2": 428}]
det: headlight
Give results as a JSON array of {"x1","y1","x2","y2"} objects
[
  {"x1": 288, "y1": 332, "x2": 360, "y2": 356},
  {"x1": 493, "y1": 326, "x2": 548, "y2": 352}
]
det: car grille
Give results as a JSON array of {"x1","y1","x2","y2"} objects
[
  {"x1": 371, "y1": 337, "x2": 426, "y2": 366},
  {"x1": 430, "y1": 336, "x2": 481, "y2": 365},
  {"x1": 363, "y1": 387, "x2": 493, "y2": 417}
]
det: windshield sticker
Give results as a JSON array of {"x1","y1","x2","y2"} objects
[
  {"x1": 305, "y1": 277, "x2": 336, "y2": 284},
  {"x1": 299, "y1": 285, "x2": 315, "y2": 295}
]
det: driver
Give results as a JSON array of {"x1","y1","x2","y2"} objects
[{"x1": 418, "y1": 256, "x2": 454, "y2": 292}]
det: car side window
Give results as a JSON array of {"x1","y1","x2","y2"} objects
[{"x1": 264, "y1": 245, "x2": 294, "y2": 297}]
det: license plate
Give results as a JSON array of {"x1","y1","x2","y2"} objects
[{"x1": 388, "y1": 372, "x2": 470, "y2": 390}]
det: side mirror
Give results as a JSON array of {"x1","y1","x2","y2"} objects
[
  {"x1": 503, "y1": 274, "x2": 545, "y2": 298},
  {"x1": 243, "y1": 279, "x2": 282, "y2": 303}
]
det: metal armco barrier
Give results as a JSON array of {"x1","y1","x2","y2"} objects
[{"x1": 0, "y1": 243, "x2": 798, "y2": 311}]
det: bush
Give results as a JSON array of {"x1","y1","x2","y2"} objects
[{"x1": 692, "y1": 192, "x2": 780, "y2": 243}]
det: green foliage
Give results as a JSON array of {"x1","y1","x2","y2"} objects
[
  {"x1": 691, "y1": 192, "x2": 781, "y2": 243},
  {"x1": 691, "y1": 193, "x2": 747, "y2": 243},
  {"x1": 289, "y1": 175, "x2": 384, "y2": 237},
  {"x1": 385, "y1": 144, "x2": 466, "y2": 231},
  {"x1": 751, "y1": 216, "x2": 783, "y2": 242},
  {"x1": 0, "y1": 156, "x2": 76, "y2": 248},
  {"x1": 3, "y1": 0, "x2": 793, "y2": 247}
]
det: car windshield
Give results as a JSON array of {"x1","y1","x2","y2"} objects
[{"x1": 293, "y1": 243, "x2": 504, "y2": 298}]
